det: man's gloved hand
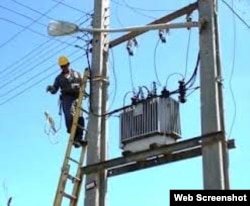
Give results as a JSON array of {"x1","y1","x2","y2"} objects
[{"x1": 46, "y1": 85, "x2": 53, "y2": 92}]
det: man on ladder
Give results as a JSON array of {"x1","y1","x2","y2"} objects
[{"x1": 46, "y1": 55, "x2": 85, "y2": 148}]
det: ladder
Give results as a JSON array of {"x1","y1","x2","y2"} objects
[{"x1": 53, "y1": 69, "x2": 89, "y2": 206}]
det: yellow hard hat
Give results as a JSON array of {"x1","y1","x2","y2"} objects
[{"x1": 58, "y1": 56, "x2": 69, "y2": 66}]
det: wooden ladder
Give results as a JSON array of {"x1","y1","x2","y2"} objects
[{"x1": 53, "y1": 69, "x2": 89, "y2": 206}]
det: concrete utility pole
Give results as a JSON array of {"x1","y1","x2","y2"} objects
[
  {"x1": 84, "y1": 0, "x2": 109, "y2": 206},
  {"x1": 198, "y1": 0, "x2": 229, "y2": 189}
]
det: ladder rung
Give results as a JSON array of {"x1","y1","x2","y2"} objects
[
  {"x1": 62, "y1": 192, "x2": 76, "y2": 200},
  {"x1": 67, "y1": 156, "x2": 80, "y2": 165},
  {"x1": 77, "y1": 124, "x2": 86, "y2": 130},
  {"x1": 67, "y1": 173, "x2": 81, "y2": 183}
]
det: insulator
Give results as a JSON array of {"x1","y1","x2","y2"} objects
[
  {"x1": 126, "y1": 40, "x2": 134, "y2": 56},
  {"x1": 161, "y1": 87, "x2": 170, "y2": 98},
  {"x1": 158, "y1": 29, "x2": 166, "y2": 43},
  {"x1": 178, "y1": 80, "x2": 186, "y2": 103}
]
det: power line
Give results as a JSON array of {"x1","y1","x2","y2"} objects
[
  {"x1": 0, "y1": 35, "x2": 78, "y2": 82},
  {"x1": 0, "y1": 32, "x2": 90, "y2": 99},
  {"x1": 0, "y1": 51, "x2": 86, "y2": 106},
  {"x1": 111, "y1": 0, "x2": 174, "y2": 13},
  {"x1": 0, "y1": 17, "x2": 74, "y2": 47},
  {"x1": 0, "y1": 0, "x2": 75, "y2": 49},
  {"x1": 0, "y1": 39, "x2": 86, "y2": 95},
  {"x1": 184, "y1": 29, "x2": 192, "y2": 79},
  {"x1": 0, "y1": 39, "x2": 51, "y2": 76},
  {"x1": 0, "y1": 4, "x2": 47, "y2": 26},
  {"x1": 0, "y1": 14, "x2": 92, "y2": 79},
  {"x1": 11, "y1": 0, "x2": 54, "y2": 19},
  {"x1": 52, "y1": 0, "x2": 93, "y2": 15},
  {"x1": 220, "y1": 0, "x2": 250, "y2": 29}
]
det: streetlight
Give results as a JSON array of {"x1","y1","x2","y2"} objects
[{"x1": 47, "y1": 20, "x2": 199, "y2": 36}]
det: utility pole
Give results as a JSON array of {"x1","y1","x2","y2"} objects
[
  {"x1": 82, "y1": 2, "x2": 231, "y2": 206},
  {"x1": 84, "y1": 1, "x2": 109, "y2": 206},
  {"x1": 198, "y1": 0, "x2": 229, "y2": 189}
]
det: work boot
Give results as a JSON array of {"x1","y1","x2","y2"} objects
[
  {"x1": 73, "y1": 139, "x2": 87, "y2": 148},
  {"x1": 73, "y1": 141, "x2": 81, "y2": 148}
]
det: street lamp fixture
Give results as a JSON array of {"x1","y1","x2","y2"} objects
[
  {"x1": 47, "y1": 20, "x2": 79, "y2": 36},
  {"x1": 47, "y1": 20, "x2": 199, "y2": 37}
]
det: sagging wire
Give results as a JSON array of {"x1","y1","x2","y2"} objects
[
  {"x1": 108, "y1": 48, "x2": 118, "y2": 111},
  {"x1": 179, "y1": 51, "x2": 200, "y2": 102},
  {"x1": 128, "y1": 55, "x2": 136, "y2": 94},
  {"x1": 123, "y1": 91, "x2": 133, "y2": 106},
  {"x1": 85, "y1": 33, "x2": 116, "y2": 118},
  {"x1": 153, "y1": 39, "x2": 162, "y2": 86},
  {"x1": 186, "y1": 86, "x2": 200, "y2": 97},
  {"x1": 184, "y1": 51, "x2": 200, "y2": 88},
  {"x1": 184, "y1": 13, "x2": 193, "y2": 79},
  {"x1": 153, "y1": 29, "x2": 170, "y2": 87},
  {"x1": 165, "y1": 72, "x2": 185, "y2": 89},
  {"x1": 162, "y1": 51, "x2": 200, "y2": 103}
]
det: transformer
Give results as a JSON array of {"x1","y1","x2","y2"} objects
[{"x1": 120, "y1": 96, "x2": 181, "y2": 153}]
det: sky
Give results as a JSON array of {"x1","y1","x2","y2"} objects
[{"x1": 0, "y1": 0, "x2": 250, "y2": 205}]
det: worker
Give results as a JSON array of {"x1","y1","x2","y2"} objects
[{"x1": 46, "y1": 55, "x2": 85, "y2": 148}]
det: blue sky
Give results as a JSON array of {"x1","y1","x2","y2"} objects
[{"x1": 0, "y1": 0, "x2": 250, "y2": 205}]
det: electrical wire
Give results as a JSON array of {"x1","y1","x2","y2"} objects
[
  {"x1": 113, "y1": 0, "x2": 125, "y2": 27},
  {"x1": 220, "y1": 0, "x2": 250, "y2": 30},
  {"x1": 227, "y1": 0, "x2": 237, "y2": 138},
  {"x1": 0, "y1": 39, "x2": 82, "y2": 94},
  {"x1": 186, "y1": 86, "x2": 200, "y2": 97},
  {"x1": 0, "y1": 53, "x2": 86, "y2": 106},
  {"x1": 153, "y1": 39, "x2": 162, "y2": 86},
  {"x1": 0, "y1": 40, "x2": 65, "y2": 81},
  {"x1": 0, "y1": 17, "x2": 74, "y2": 47},
  {"x1": 165, "y1": 72, "x2": 184, "y2": 88},
  {"x1": 0, "y1": 1, "x2": 59, "y2": 49},
  {"x1": 184, "y1": 51, "x2": 200, "y2": 88},
  {"x1": 52, "y1": 0, "x2": 93, "y2": 15},
  {"x1": 108, "y1": 48, "x2": 118, "y2": 110},
  {"x1": 0, "y1": 14, "x2": 92, "y2": 80},
  {"x1": 123, "y1": 91, "x2": 133, "y2": 106},
  {"x1": 0, "y1": 39, "x2": 52, "y2": 76},
  {"x1": 0, "y1": 44, "x2": 86, "y2": 98},
  {"x1": 11, "y1": 0, "x2": 54, "y2": 19},
  {"x1": 184, "y1": 29, "x2": 192, "y2": 79},
  {"x1": 111, "y1": 0, "x2": 174, "y2": 13},
  {"x1": 120, "y1": 0, "x2": 157, "y2": 20},
  {"x1": 128, "y1": 55, "x2": 136, "y2": 92},
  {"x1": 0, "y1": 4, "x2": 47, "y2": 27},
  {"x1": 0, "y1": 0, "x2": 91, "y2": 52},
  {"x1": 0, "y1": 33, "x2": 91, "y2": 100}
]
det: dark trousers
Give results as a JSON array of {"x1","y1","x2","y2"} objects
[{"x1": 61, "y1": 95, "x2": 84, "y2": 141}]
